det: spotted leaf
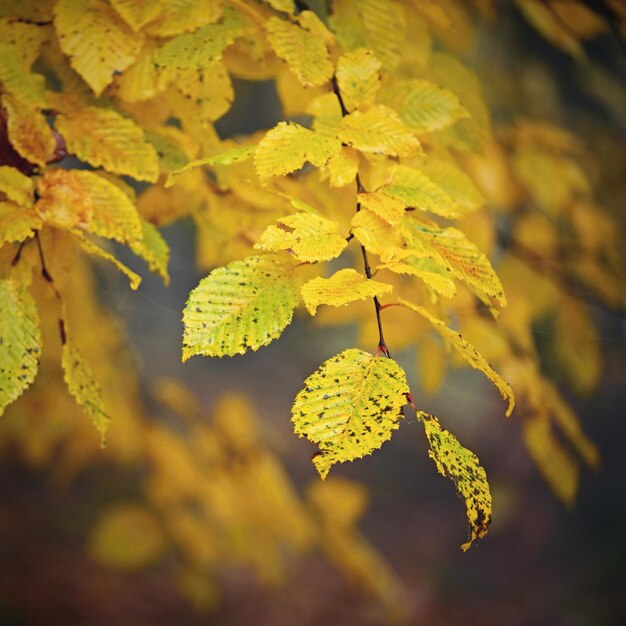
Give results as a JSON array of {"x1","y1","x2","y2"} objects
[
  {"x1": 292, "y1": 348, "x2": 410, "y2": 479},
  {"x1": 182, "y1": 255, "x2": 299, "y2": 359}
]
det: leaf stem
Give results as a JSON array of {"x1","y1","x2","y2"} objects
[{"x1": 331, "y1": 76, "x2": 389, "y2": 356}]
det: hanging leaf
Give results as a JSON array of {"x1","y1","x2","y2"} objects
[
  {"x1": 54, "y1": 0, "x2": 144, "y2": 96},
  {"x1": 338, "y1": 105, "x2": 421, "y2": 157},
  {"x1": 327, "y1": 147, "x2": 359, "y2": 187},
  {"x1": 302, "y1": 269, "x2": 392, "y2": 315},
  {"x1": 377, "y1": 259, "x2": 456, "y2": 299},
  {"x1": 0, "y1": 277, "x2": 41, "y2": 416},
  {"x1": 336, "y1": 48, "x2": 382, "y2": 112},
  {"x1": 62, "y1": 322, "x2": 110, "y2": 442},
  {"x1": 399, "y1": 299, "x2": 515, "y2": 415},
  {"x1": 292, "y1": 348, "x2": 409, "y2": 479},
  {"x1": 128, "y1": 219, "x2": 170, "y2": 285},
  {"x1": 254, "y1": 122, "x2": 340, "y2": 181},
  {"x1": 255, "y1": 212, "x2": 347, "y2": 263},
  {"x1": 265, "y1": 11, "x2": 334, "y2": 87},
  {"x1": 55, "y1": 107, "x2": 160, "y2": 182},
  {"x1": 182, "y1": 255, "x2": 299, "y2": 359},
  {"x1": 419, "y1": 412, "x2": 492, "y2": 550},
  {"x1": 0, "y1": 44, "x2": 47, "y2": 108}
]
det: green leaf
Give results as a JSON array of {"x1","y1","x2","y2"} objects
[
  {"x1": 292, "y1": 348, "x2": 410, "y2": 479},
  {"x1": 182, "y1": 255, "x2": 299, "y2": 359},
  {"x1": 0, "y1": 277, "x2": 41, "y2": 415},
  {"x1": 419, "y1": 412, "x2": 492, "y2": 550}
]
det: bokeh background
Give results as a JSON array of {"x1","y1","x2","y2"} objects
[{"x1": 1, "y1": 3, "x2": 625, "y2": 625}]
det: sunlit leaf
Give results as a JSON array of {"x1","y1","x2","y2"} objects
[
  {"x1": 419, "y1": 412, "x2": 492, "y2": 550},
  {"x1": 0, "y1": 166, "x2": 35, "y2": 208},
  {"x1": 182, "y1": 255, "x2": 299, "y2": 359},
  {"x1": 336, "y1": 48, "x2": 382, "y2": 112},
  {"x1": 0, "y1": 202, "x2": 42, "y2": 246},
  {"x1": 292, "y1": 348, "x2": 409, "y2": 478},
  {"x1": 302, "y1": 269, "x2": 392, "y2": 315}
]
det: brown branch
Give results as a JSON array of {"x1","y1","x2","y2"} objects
[{"x1": 331, "y1": 76, "x2": 389, "y2": 356}]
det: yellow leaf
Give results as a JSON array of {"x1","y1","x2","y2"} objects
[
  {"x1": 55, "y1": 107, "x2": 159, "y2": 182},
  {"x1": 401, "y1": 217, "x2": 506, "y2": 306},
  {"x1": 339, "y1": 105, "x2": 421, "y2": 158},
  {"x1": 399, "y1": 298, "x2": 515, "y2": 416},
  {"x1": 154, "y1": 8, "x2": 246, "y2": 70},
  {"x1": 264, "y1": 0, "x2": 295, "y2": 14},
  {"x1": 330, "y1": 0, "x2": 407, "y2": 68},
  {"x1": 54, "y1": 0, "x2": 144, "y2": 96},
  {"x1": 555, "y1": 296, "x2": 601, "y2": 395},
  {"x1": 381, "y1": 79, "x2": 469, "y2": 134},
  {"x1": 62, "y1": 322, "x2": 110, "y2": 441},
  {"x1": 145, "y1": 0, "x2": 224, "y2": 37},
  {"x1": 36, "y1": 169, "x2": 143, "y2": 245},
  {"x1": 0, "y1": 202, "x2": 42, "y2": 246},
  {"x1": 2, "y1": 95, "x2": 57, "y2": 168},
  {"x1": 129, "y1": 219, "x2": 170, "y2": 285},
  {"x1": 377, "y1": 259, "x2": 456, "y2": 299},
  {"x1": 524, "y1": 411, "x2": 579, "y2": 506},
  {"x1": 182, "y1": 255, "x2": 299, "y2": 359},
  {"x1": 0, "y1": 166, "x2": 35, "y2": 208},
  {"x1": 419, "y1": 412, "x2": 492, "y2": 550},
  {"x1": 292, "y1": 348, "x2": 409, "y2": 478},
  {"x1": 302, "y1": 269, "x2": 392, "y2": 315},
  {"x1": 109, "y1": 0, "x2": 165, "y2": 31},
  {"x1": 0, "y1": 18, "x2": 47, "y2": 66},
  {"x1": 420, "y1": 158, "x2": 484, "y2": 213},
  {"x1": 358, "y1": 191, "x2": 405, "y2": 225},
  {"x1": 327, "y1": 147, "x2": 359, "y2": 188},
  {"x1": 112, "y1": 40, "x2": 168, "y2": 103},
  {"x1": 351, "y1": 208, "x2": 403, "y2": 256},
  {"x1": 0, "y1": 277, "x2": 41, "y2": 415},
  {"x1": 89, "y1": 504, "x2": 166, "y2": 570},
  {"x1": 336, "y1": 48, "x2": 382, "y2": 112},
  {"x1": 0, "y1": 44, "x2": 47, "y2": 108},
  {"x1": 380, "y1": 164, "x2": 471, "y2": 219},
  {"x1": 74, "y1": 233, "x2": 142, "y2": 290},
  {"x1": 254, "y1": 122, "x2": 341, "y2": 181},
  {"x1": 255, "y1": 212, "x2": 347, "y2": 263},
  {"x1": 265, "y1": 11, "x2": 334, "y2": 87}
]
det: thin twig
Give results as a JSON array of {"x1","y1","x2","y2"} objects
[{"x1": 331, "y1": 76, "x2": 389, "y2": 356}]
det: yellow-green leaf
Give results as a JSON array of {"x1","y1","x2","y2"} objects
[
  {"x1": 0, "y1": 277, "x2": 41, "y2": 415},
  {"x1": 254, "y1": 122, "x2": 340, "y2": 181},
  {"x1": 54, "y1": 0, "x2": 144, "y2": 96},
  {"x1": 302, "y1": 269, "x2": 392, "y2": 315},
  {"x1": 380, "y1": 164, "x2": 477, "y2": 219},
  {"x1": 265, "y1": 11, "x2": 333, "y2": 87},
  {"x1": 145, "y1": 0, "x2": 224, "y2": 37},
  {"x1": 0, "y1": 17, "x2": 47, "y2": 66},
  {"x1": 0, "y1": 202, "x2": 42, "y2": 246},
  {"x1": 154, "y1": 8, "x2": 246, "y2": 70},
  {"x1": 182, "y1": 255, "x2": 299, "y2": 359},
  {"x1": 75, "y1": 233, "x2": 142, "y2": 290},
  {"x1": 400, "y1": 217, "x2": 506, "y2": 306},
  {"x1": 129, "y1": 219, "x2": 170, "y2": 285},
  {"x1": 377, "y1": 259, "x2": 456, "y2": 299},
  {"x1": 55, "y1": 107, "x2": 159, "y2": 182},
  {"x1": 0, "y1": 43, "x2": 47, "y2": 108},
  {"x1": 0, "y1": 166, "x2": 35, "y2": 208},
  {"x1": 336, "y1": 48, "x2": 382, "y2": 112},
  {"x1": 381, "y1": 79, "x2": 469, "y2": 134},
  {"x1": 399, "y1": 298, "x2": 514, "y2": 416},
  {"x1": 62, "y1": 324, "x2": 110, "y2": 441},
  {"x1": 420, "y1": 412, "x2": 492, "y2": 550},
  {"x1": 358, "y1": 191, "x2": 405, "y2": 226},
  {"x1": 351, "y1": 208, "x2": 403, "y2": 256},
  {"x1": 292, "y1": 348, "x2": 409, "y2": 479},
  {"x1": 264, "y1": 0, "x2": 295, "y2": 14},
  {"x1": 339, "y1": 105, "x2": 421, "y2": 157},
  {"x1": 327, "y1": 147, "x2": 359, "y2": 188},
  {"x1": 255, "y1": 212, "x2": 347, "y2": 263},
  {"x1": 419, "y1": 158, "x2": 484, "y2": 213}
]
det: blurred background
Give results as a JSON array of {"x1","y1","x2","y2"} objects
[{"x1": 1, "y1": 2, "x2": 625, "y2": 625}]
